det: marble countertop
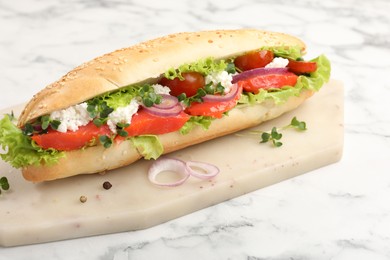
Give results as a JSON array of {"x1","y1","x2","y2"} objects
[{"x1": 0, "y1": 0, "x2": 389, "y2": 259}]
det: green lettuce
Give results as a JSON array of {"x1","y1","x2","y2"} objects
[
  {"x1": 130, "y1": 135, "x2": 163, "y2": 160},
  {"x1": 239, "y1": 54, "x2": 331, "y2": 105},
  {"x1": 0, "y1": 114, "x2": 64, "y2": 168},
  {"x1": 101, "y1": 86, "x2": 139, "y2": 109},
  {"x1": 88, "y1": 85, "x2": 147, "y2": 111},
  {"x1": 261, "y1": 46, "x2": 303, "y2": 60},
  {"x1": 179, "y1": 116, "x2": 214, "y2": 135},
  {"x1": 164, "y1": 57, "x2": 228, "y2": 80},
  {"x1": 301, "y1": 54, "x2": 331, "y2": 90}
]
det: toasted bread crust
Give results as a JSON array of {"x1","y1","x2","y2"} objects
[{"x1": 17, "y1": 29, "x2": 305, "y2": 127}]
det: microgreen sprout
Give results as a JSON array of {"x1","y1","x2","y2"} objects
[
  {"x1": 178, "y1": 88, "x2": 207, "y2": 107},
  {"x1": 260, "y1": 127, "x2": 283, "y2": 147},
  {"x1": 259, "y1": 117, "x2": 307, "y2": 147},
  {"x1": 290, "y1": 116, "x2": 307, "y2": 131},
  {"x1": 138, "y1": 85, "x2": 162, "y2": 107},
  {"x1": 239, "y1": 117, "x2": 307, "y2": 147},
  {"x1": 99, "y1": 135, "x2": 113, "y2": 148},
  {"x1": 23, "y1": 115, "x2": 61, "y2": 135},
  {"x1": 40, "y1": 115, "x2": 61, "y2": 131},
  {"x1": 116, "y1": 122, "x2": 130, "y2": 137},
  {"x1": 0, "y1": 176, "x2": 10, "y2": 195},
  {"x1": 225, "y1": 62, "x2": 237, "y2": 74}
]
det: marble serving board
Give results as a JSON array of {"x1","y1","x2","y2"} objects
[{"x1": 0, "y1": 80, "x2": 343, "y2": 247}]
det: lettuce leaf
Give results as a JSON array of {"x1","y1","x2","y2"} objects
[
  {"x1": 179, "y1": 116, "x2": 214, "y2": 135},
  {"x1": 164, "y1": 57, "x2": 228, "y2": 80},
  {"x1": 101, "y1": 86, "x2": 139, "y2": 109},
  {"x1": 88, "y1": 85, "x2": 140, "y2": 111},
  {"x1": 301, "y1": 54, "x2": 331, "y2": 90},
  {"x1": 261, "y1": 46, "x2": 303, "y2": 60},
  {"x1": 239, "y1": 54, "x2": 331, "y2": 105},
  {"x1": 0, "y1": 114, "x2": 64, "y2": 168},
  {"x1": 130, "y1": 135, "x2": 163, "y2": 160}
]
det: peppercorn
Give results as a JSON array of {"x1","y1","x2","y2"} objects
[
  {"x1": 79, "y1": 195, "x2": 87, "y2": 203},
  {"x1": 103, "y1": 181, "x2": 112, "y2": 190}
]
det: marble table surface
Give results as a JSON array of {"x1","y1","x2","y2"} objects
[{"x1": 0, "y1": 0, "x2": 389, "y2": 259}]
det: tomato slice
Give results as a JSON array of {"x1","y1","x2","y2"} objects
[
  {"x1": 32, "y1": 122, "x2": 111, "y2": 151},
  {"x1": 287, "y1": 59, "x2": 317, "y2": 74},
  {"x1": 123, "y1": 109, "x2": 190, "y2": 137},
  {"x1": 238, "y1": 73, "x2": 298, "y2": 94},
  {"x1": 234, "y1": 50, "x2": 274, "y2": 71},
  {"x1": 185, "y1": 86, "x2": 243, "y2": 118},
  {"x1": 159, "y1": 72, "x2": 205, "y2": 97}
]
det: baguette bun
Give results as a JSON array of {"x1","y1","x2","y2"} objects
[{"x1": 18, "y1": 29, "x2": 311, "y2": 182}]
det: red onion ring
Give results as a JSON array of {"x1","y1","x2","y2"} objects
[
  {"x1": 143, "y1": 103, "x2": 183, "y2": 117},
  {"x1": 142, "y1": 95, "x2": 183, "y2": 117},
  {"x1": 232, "y1": 67, "x2": 289, "y2": 83},
  {"x1": 148, "y1": 158, "x2": 220, "y2": 187},
  {"x1": 185, "y1": 161, "x2": 220, "y2": 180},
  {"x1": 202, "y1": 83, "x2": 239, "y2": 103},
  {"x1": 153, "y1": 94, "x2": 179, "y2": 109},
  {"x1": 148, "y1": 158, "x2": 190, "y2": 187}
]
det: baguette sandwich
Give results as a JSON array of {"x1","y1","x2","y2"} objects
[{"x1": 0, "y1": 29, "x2": 330, "y2": 182}]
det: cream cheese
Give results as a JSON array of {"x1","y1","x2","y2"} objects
[
  {"x1": 151, "y1": 84, "x2": 171, "y2": 95},
  {"x1": 205, "y1": 71, "x2": 233, "y2": 94},
  {"x1": 49, "y1": 103, "x2": 92, "y2": 133},
  {"x1": 265, "y1": 57, "x2": 289, "y2": 68},
  {"x1": 106, "y1": 99, "x2": 139, "y2": 133}
]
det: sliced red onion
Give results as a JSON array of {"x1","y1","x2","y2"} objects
[
  {"x1": 202, "y1": 83, "x2": 239, "y2": 103},
  {"x1": 185, "y1": 161, "x2": 220, "y2": 180},
  {"x1": 232, "y1": 67, "x2": 289, "y2": 83},
  {"x1": 143, "y1": 103, "x2": 183, "y2": 117},
  {"x1": 153, "y1": 94, "x2": 179, "y2": 109},
  {"x1": 148, "y1": 158, "x2": 220, "y2": 187},
  {"x1": 33, "y1": 124, "x2": 43, "y2": 132},
  {"x1": 142, "y1": 95, "x2": 183, "y2": 117},
  {"x1": 148, "y1": 158, "x2": 190, "y2": 187}
]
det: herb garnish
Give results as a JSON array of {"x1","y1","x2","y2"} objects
[
  {"x1": 177, "y1": 81, "x2": 227, "y2": 107},
  {"x1": 99, "y1": 135, "x2": 113, "y2": 148},
  {"x1": 177, "y1": 88, "x2": 206, "y2": 107},
  {"x1": 238, "y1": 117, "x2": 307, "y2": 147},
  {"x1": 259, "y1": 117, "x2": 307, "y2": 147},
  {"x1": 116, "y1": 122, "x2": 130, "y2": 137},
  {"x1": 0, "y1": 176, "x2": 10, "y2": 195},
  {"x1": 23, "y1": 115, "x2": 61, "y2": 135}
]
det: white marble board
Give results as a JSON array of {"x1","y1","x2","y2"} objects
[{"x1": 0, "y1": 80, "x2": 343, "y2": 247}]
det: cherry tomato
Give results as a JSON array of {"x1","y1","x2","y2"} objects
[
  {"x1": 185, "y1": 86, "x2": 243, "y2": 118},
  {"x1": 234, "y1": 50, "x2": 274, "y2": 71},
  {"x1": 159, "y1": 72, "x2": 205, "y2": 97},
  {"x1": 32, "y1": 122, "x2": 111, "y2": 151},
  {"x1": 238, "y1": 73, "x2": 298, "y2": 94},
  {"x1": 287, "y1": 59, "x2": 317, "y2": 74}
]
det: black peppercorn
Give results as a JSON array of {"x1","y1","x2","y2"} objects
[{"x1": 103, "y1": 181, "x2": 112, "y2": 190}]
